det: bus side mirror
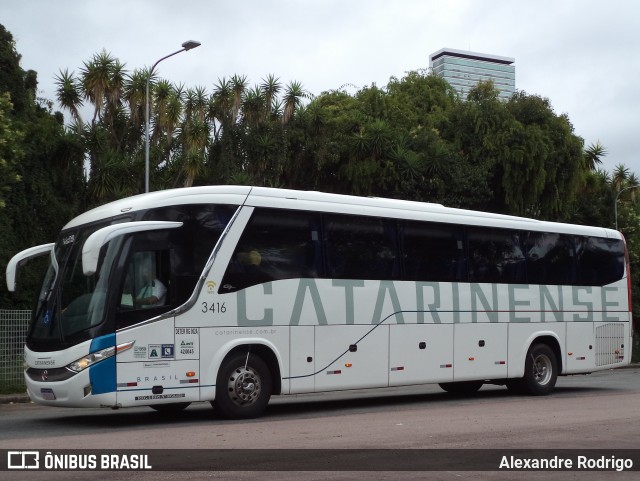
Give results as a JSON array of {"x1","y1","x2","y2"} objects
[
  {"x1": 6, "y1": 243, "x2": 55, "y2": 292},
  {"x1": 82, "y1": 221, "x2": 183, "y2": 276}
]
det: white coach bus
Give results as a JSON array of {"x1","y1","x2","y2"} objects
[{"x1": 5, "y1": 186, "x2": 633, "y2": 418}]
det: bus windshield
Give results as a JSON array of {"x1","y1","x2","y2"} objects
[
  {"x1": 26, "y1": 202, "x2": 239, "y2": 350},
  {"x1": 29, "y1": 225, "x2": 122, "y2": 349}
]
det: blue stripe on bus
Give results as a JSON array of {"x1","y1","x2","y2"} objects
[
  {"x1": 89, "y1": 334, "x2": 116, "y2": 395},
  {"x1": 90, "y1": 333, "x2": 115, "y2": 353}
]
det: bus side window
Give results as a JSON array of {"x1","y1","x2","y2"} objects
[
  {"x1": 468, "y1": 228, "x2": 525, "y2": 284},
  {"x1": 143, "y1": 203, "x2": 237, "y2": 304},
  {"x1": 324, "y1": 214, "x2": 398, "y2": 280},
  {"x1": 117, "y1": 249, "x2": 171, "y2": 328},
  {"x1": 120, "y1": 251, "x2": 169, "y2": 308},
  {"x1": 524, "y1": 232, "x2": 575, "y2": 285},
  {"x1": 401, "y1": 221, "x2": 466, "y2": 282},
  {"x1": 576, "y1": 236, "x2": 624, "y2": 286},
  {"x1": 220, "y1": 209, "x2": 322, "y2": 292}
]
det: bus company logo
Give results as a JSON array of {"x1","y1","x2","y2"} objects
[
  {"x1": 8, "y1": 451, "x2": 40, "y2": 469},
  {"x1": 35, "y1": 359, "x2": 55, "y2": 366},
  {"x1": 161, "y1": 344, "x2": 174, "y2": 358},
  {"x1": 206, "y1": 280, "x2": 217, "y2": 294},
  {"x1": 148, "y1": 345, "x2": 175, "y2": 358},
  {"x1": 133, "y1": 346, "x2": 147, "y2": 359},
  {"x1": 179, "y1": 340, "x2": 195, "y2": 355}
]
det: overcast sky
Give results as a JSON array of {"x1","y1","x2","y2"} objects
[{"x1": 3, "y1": 0, "x2": 639, "y2": 175}]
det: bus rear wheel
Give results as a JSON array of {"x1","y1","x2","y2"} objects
[
  {"x1": 438, "y1": 381, "x2": 483, "y2": 395},
  {"x1": 213, "y1": 352, "x2": 272, "y2": 419},
  {"x1": 512, "y1": 343, "x2": 558, "y2": 396}
]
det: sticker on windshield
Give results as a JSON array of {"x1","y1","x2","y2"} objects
[{"x1": 62, "y1": 234, "x2": 75, "y2": 245}]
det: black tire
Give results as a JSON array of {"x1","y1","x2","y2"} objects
[
  {"x1": 515, "y1": 343, "x2": 558, "y2": 396},
  {"x1": 438, "y1": 380, "x2": 483, "y2": 395},
  {"x1": 149, "y1": 402, "x2": 191, "y2": 412},
  {"x1": 213, "y1": 352, "x2": 272, "y2": 419}
]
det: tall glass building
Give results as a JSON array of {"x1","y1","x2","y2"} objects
[{"x1": 429, "y1": 48, "x2": 515, "y2": 101}]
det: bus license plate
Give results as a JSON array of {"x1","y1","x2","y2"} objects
[{"x1": 41, "y1": 388, "x2": 56, "y2": 400}]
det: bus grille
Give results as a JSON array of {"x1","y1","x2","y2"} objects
[{"x1": 595, "y1": 323, "x2": 625, "y2": 366}]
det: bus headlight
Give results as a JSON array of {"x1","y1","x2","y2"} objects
[{"x1": 67, "y1": 341, "x2": 135, "y2": 372}]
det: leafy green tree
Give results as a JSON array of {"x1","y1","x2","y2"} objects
[
  {"x1": 0, "y1": 24, "x2": 86, "y2": 308},
  {"x1": 505, "y1": 92, "x2": 583, "y2": 219},
  {"x1": 0, "y1": 25, "x2": 30, "y2": 116},
  {"x1": 0, "y1": 93, "x2": 22, "y2": 208}
]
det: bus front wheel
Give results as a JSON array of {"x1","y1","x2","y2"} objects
[
  {"x1": 512, "y1": 343, "x2": 558, "y2": 396},
  {"x1": 213, "y1": 352, "x2": 272, "y2": 419}
]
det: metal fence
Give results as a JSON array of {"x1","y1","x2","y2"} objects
[{"x1": 0, "y1": 310, "x2": 30, "y2": 388}]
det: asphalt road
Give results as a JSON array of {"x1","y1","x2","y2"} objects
[{"x1": 1, "y1": 367, "x2": 639, "y2": 480}]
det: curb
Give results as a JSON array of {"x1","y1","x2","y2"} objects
[{"x1": 0, "y1": 393, "x2": 30, "y2": 404}]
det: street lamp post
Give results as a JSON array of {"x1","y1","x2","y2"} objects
[
  {"x1": 145, "y1": 40, "x2": 201, "y2": 193},
  {"x1": 614, "y1": 185, "x2": 639, "y2": 231}
]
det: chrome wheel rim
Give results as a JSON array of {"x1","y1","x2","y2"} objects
[
  {"x1": 533, "y1": 354, "x2": 552, "y2": 385},
  {"x1": 227, "y1": 366, "x2": 261, "y2": 407}
]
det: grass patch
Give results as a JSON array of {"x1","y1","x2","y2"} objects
[
  {"x1": 0, "y1": 383, "x2": 26, "y2": 395},
  {"x1": 0, "y1": 356, "x2": 25, "y2": 394}
]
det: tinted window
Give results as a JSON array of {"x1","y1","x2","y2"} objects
[
  {"x1": 144, "y1": 204, "x2": 236, "y2": 275},
  {"x1": 221, "y1": 209, "x2": 321, "y2": 292},
  {"x1": 468, "y1": 228, "x2": 525, "y2": 284},
  {"x1": 143, "y1": 204, "x2": 236, "y2": 302},
  {"x1": 325, "y1": 214, "x2": 398, "y2": 280},
  {"x1": 524, "y1": 232, "x2": 575, "y2": 285},
  {"x1": 116, "y1": 204, "x2": 236, "y2": 328},
  {"x1": 402, "y1": 222, "x2": 466, "y2": 282},
  {"x1": 576, "y1": 237, "x2": 625, "y2": 286}
]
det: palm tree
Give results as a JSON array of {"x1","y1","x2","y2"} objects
[
  {"x1": 179, "y1": 118, "x2": 209, "y2": 187},
  {"x1": 302, "y1": 99, "x2": 327, "y2": 134},
  {"x1": 165, "y1": 84, "x2": 184, "y2": 149},
  {"x1": 123, "y1": 68, "x2": 148, "y2": 129},
  {"x1": 80, "y1": 50, "x2": 120, "y2": 124},
  {"x1": 242, "y1": 86, "x2": 266, "y2": 129},
  {"x1": 390, "y1": 144, "x2": 424, "y2": 187},
  {"x1": 54, "y1": 69, "x2": 84, "y2": 128},
  {"x1": 283, "y1": 81, "x2": 306, "y2": 124},
  {"x1": 184, "y1": 86, "x2": 207, "y2": 123},
  {"x1": 230, "y1": 74, "x2": 248, "y2": 124},
  {"x1": 210, "y1": 78, "x2": 233, "y2": 121},
  {"x1": 613, "y1": 164, "x2": 630, "y2": 192},
  {"x1": 106, "y1": 58, "x2": 126, "y2": 114},
  {"x1": 151, "y1": 79, "x2": 174, "y2": 137},
  {"x1": 365, "y1": 119, "x2": 391, "y2": 159},
  {"x1": 583, "y1": 142, "x2": 607, "y2": 171},
  {"x1": 261, "y1": 74, "x2": 281, "y2": 117},
  {"x1": 254, "y1": 132, "x2": 278, "y2": 185},
  {"x1": 627, "y1": 173, "x2": 640, "y2": 202}
]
